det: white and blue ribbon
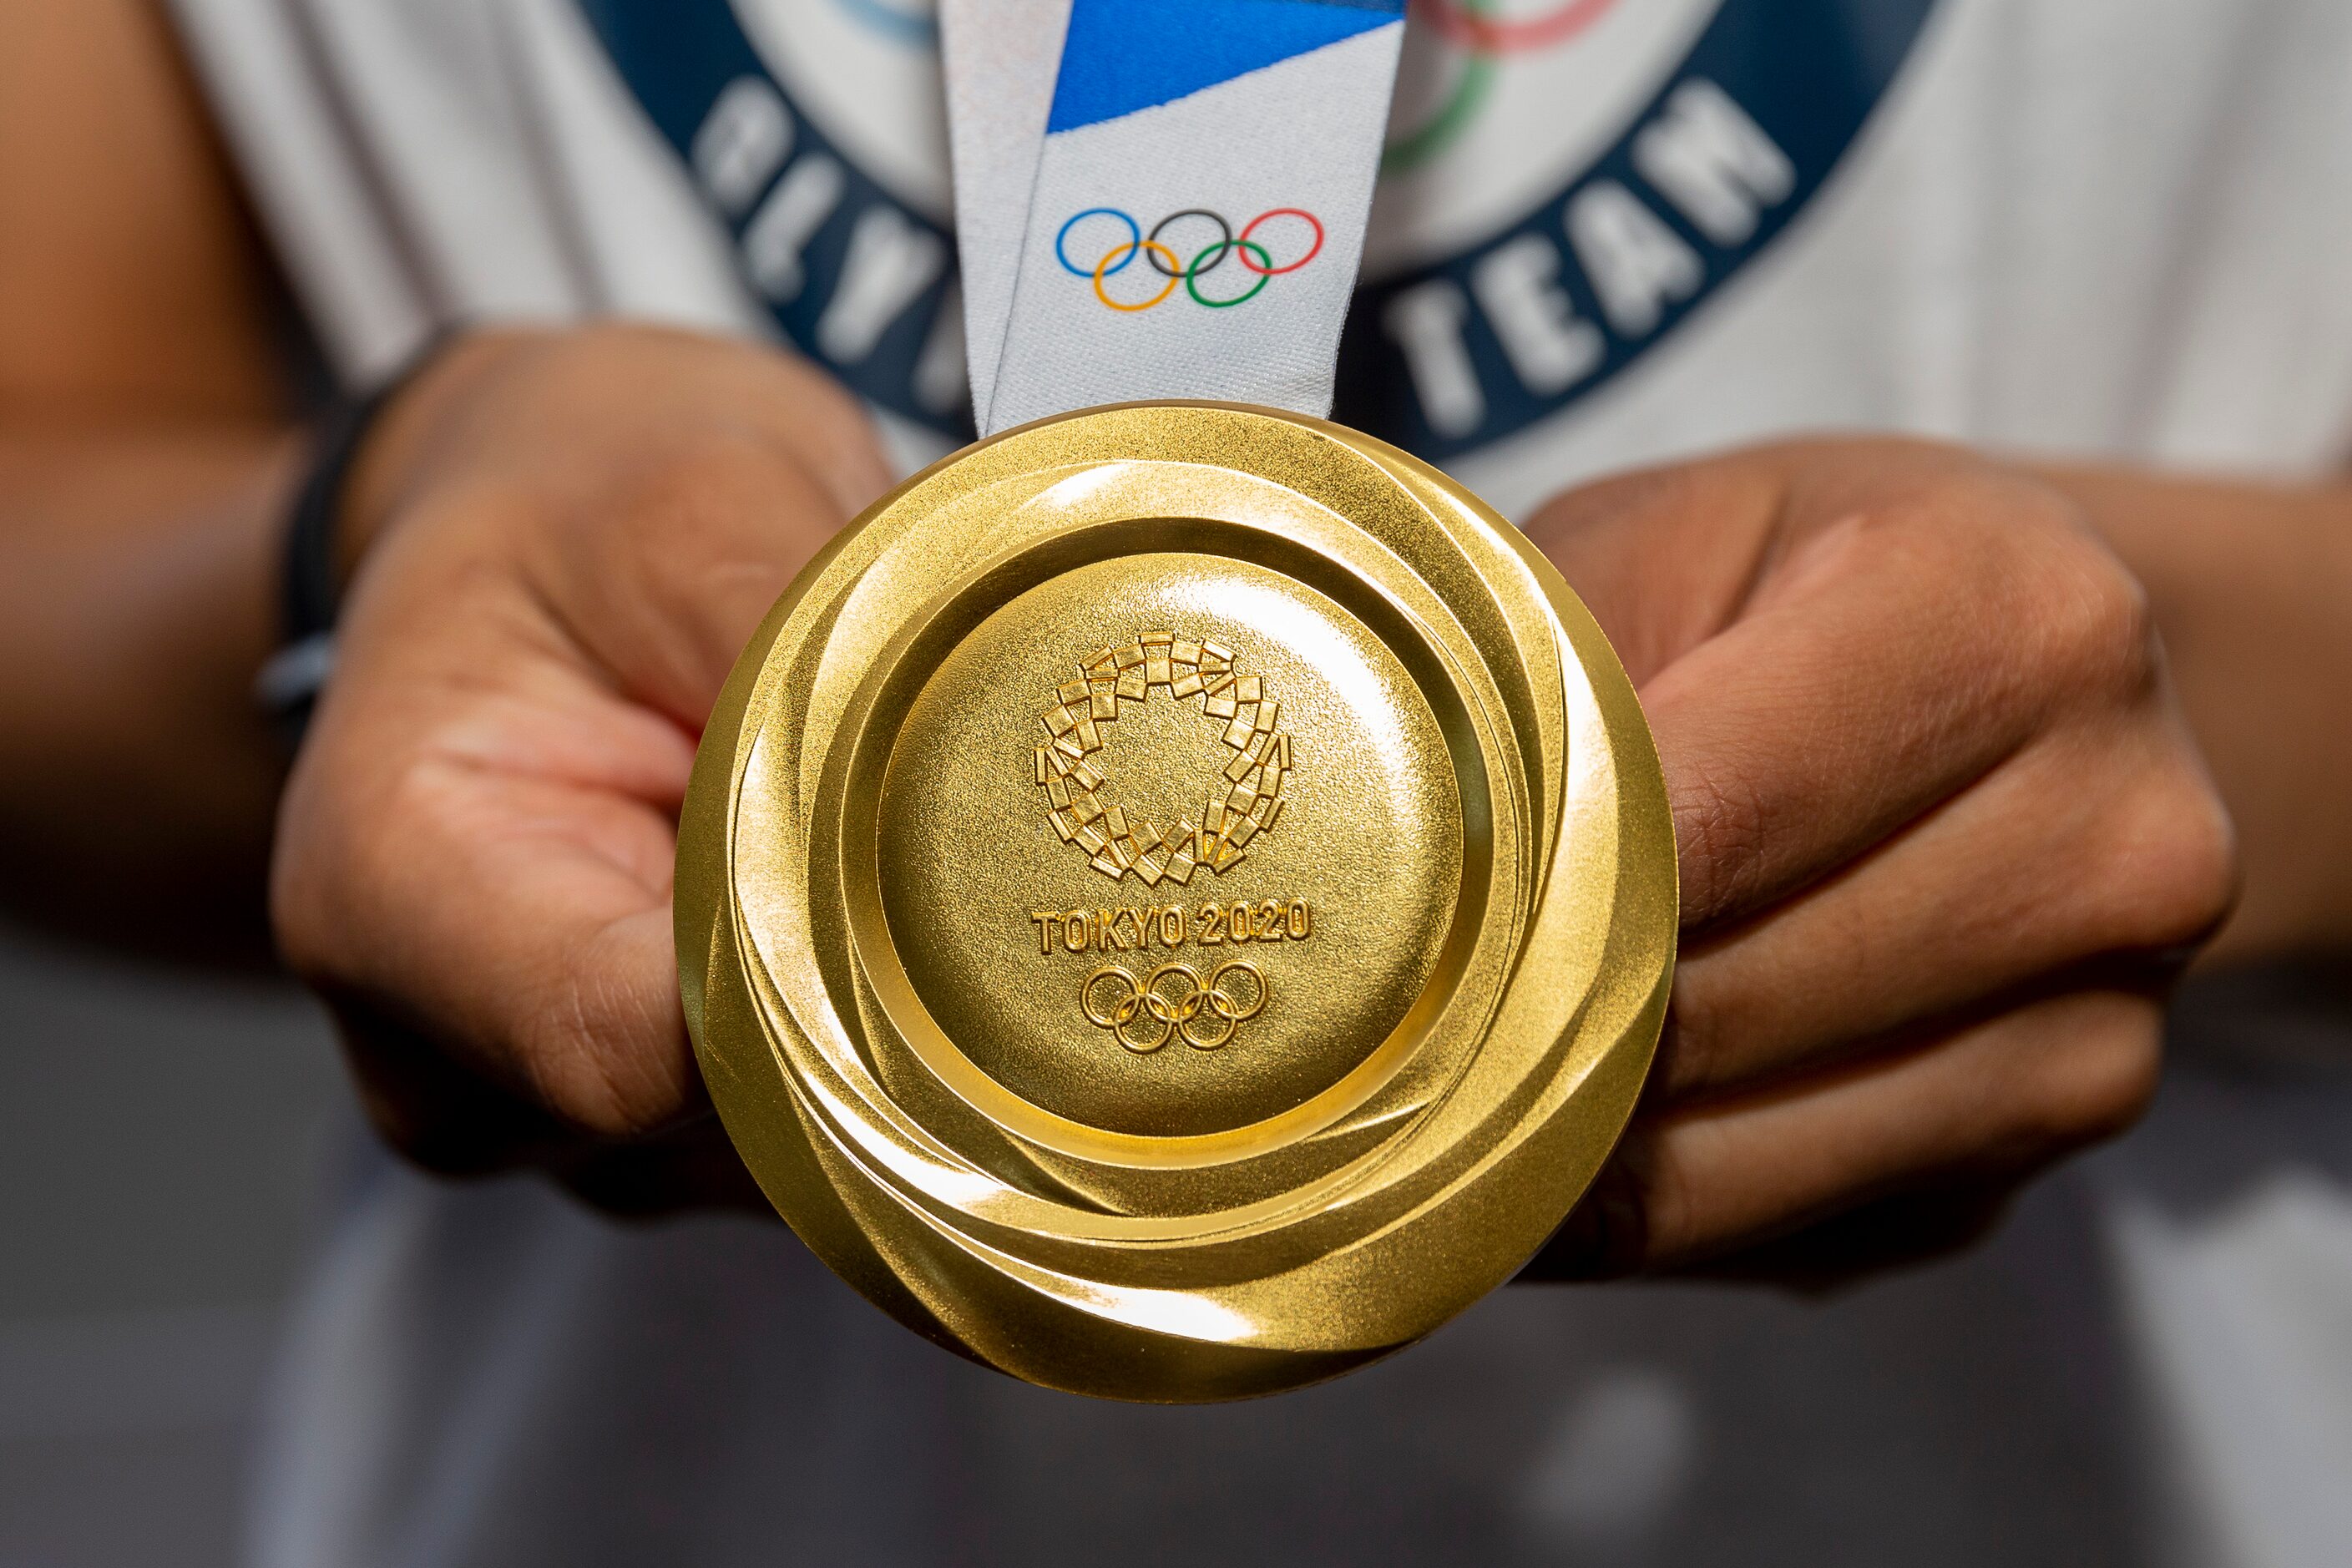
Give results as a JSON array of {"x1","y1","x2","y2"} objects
[{"x1": 944, "y1": 0, "x2": 1407, "y2": 434}]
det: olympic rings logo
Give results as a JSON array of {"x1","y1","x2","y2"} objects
[
  {"x1": 1081, "y1": 961, "x2": 1269, "y2": 1053},
  {"x1": 1414, "y1": 0, "x2": 1618, "y2": 54},
  {"x1": 1383, "y1": 0, "x2": 1624, "y2": 175},
  {"x1": 1055, "y1": 209, "x2": 1325, "y2": 311}
]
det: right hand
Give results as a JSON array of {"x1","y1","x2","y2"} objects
[{"x1": 271, "y1": 325, "x2": 892, "y2": 1211}]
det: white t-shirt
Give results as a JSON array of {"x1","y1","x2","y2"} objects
[{"x1": 163, "y1": 2, "x2": 2352, "y2": 1563}]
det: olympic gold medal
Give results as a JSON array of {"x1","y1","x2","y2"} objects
[{"x1": 675, "y1": 402, "x2": 1676, "y2": 1402}]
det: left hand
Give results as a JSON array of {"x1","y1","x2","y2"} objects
[{"x1": 1520, "y1": 438, "x2": 2238, "y2": 1286}]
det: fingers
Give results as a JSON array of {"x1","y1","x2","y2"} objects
[
  {"x1": 280, "y1": 756, "x2": 695, "y2": 1136},
  {"x1": 554, "y1": 1115, "x2": 773, "y2": 1218},
  {"x1": 1514, "y1": 439, "x2": 2237, "y2": 1285},
  {"x1": 335, "y1": 994, "x2": 766, "y2": 1221},
  {"x1": 1521, "y1": 458, "x2": 1788, "y2": 684},
  {"x1": 1534, "y1": 988, "x2": 2162, "y2": 1278},
  {"x1": 276, "y1": 615, "x2": 702, "y2": 1139},
  {"x1": 1660, "y1": 698, "x2": 2233, "y2": 1100},
  {"x1": 635, "y1": 326, "x2": 894, "y2": 519},
  {"x1": 1535, "y1": 445, "x2": 2161, "y2": 931},
  {"x1": 518, "y1": 426, "x2": 857, "y2": 730},
  {"x1": 342, "y1": 324, "x2": 891, "y2": 734},
  {"x1": 275, "y1": 324, "x2": 902, "y2": 1201},
  {"x1": 368, "y1": 325, "x2": 893, "y2": 528},
  {"x1": 1524, "y1": 439, "x2": 1999, "y2": 681},
  {"x1": 331, "y1": 997, "x2": 594, "y2": 1177},
  {"x1": 1658, "y1": 493, "x2": 2151, "y2": 928},
  {"x1": 1675, "y1": 1184, "x2": 2018, "y2": 1291}
]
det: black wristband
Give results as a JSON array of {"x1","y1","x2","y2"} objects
[{"x1": 255, "y1": 340, "x2": 447, "y2": 739}]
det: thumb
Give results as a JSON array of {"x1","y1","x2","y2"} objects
[
  {"x1": 1522, "y1": 455, "x2": 1788, "y2": 686},
  {"x1": 525, "y1": 431, "x2": 860, "y2": 735}
]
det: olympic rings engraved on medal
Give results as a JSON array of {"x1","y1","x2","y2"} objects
[
  {"x1": 1056, "y1": 209, "x2": 1326, "y2": 309},
  {"x1": 1081, "y1": 961, "x2": 1270, "y2": 1053},
  {"x1": 1034, "y1": 632, "x2": 1293, "y2": 884}
]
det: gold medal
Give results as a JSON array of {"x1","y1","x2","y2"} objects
[{"x1": 675, "y1": 402, "x2": 1676, "y2": 1401}]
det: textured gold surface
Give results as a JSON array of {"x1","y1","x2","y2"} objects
[
  {"x1": 881, "y1": 554, "x2": 1457, "y2": 1140},
  {"x1": 676, "y1": 402, "x2": 1677, "y2": 1402},
  {"x1": 1026, "y1": 622, "x2": 1292, "y2": 883}
]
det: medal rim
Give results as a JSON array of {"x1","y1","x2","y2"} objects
[{"x1": 675, "y1": 400, "x2": 1677, "y2": 1401}]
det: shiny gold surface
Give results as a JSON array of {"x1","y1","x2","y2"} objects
[
  {"x1": 878, "y1": 554, "x2": 1460, "y2": 1139},
  {"x1": 676, "y1": 402, "x2": 1677, "y2": 1402}
]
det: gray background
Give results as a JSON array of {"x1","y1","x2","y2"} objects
[
  {"x1": 3, "y1": 909, "x2": 2344, "y2": 1566},
  {"x1": 0, "y1": 922, "x2": 342, "y2": 1568},
  {"x1": 0, "y1": 913, "x2": 2146, "y2": 1568}
]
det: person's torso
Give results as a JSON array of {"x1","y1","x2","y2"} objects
[
  {"x1": 160, "y1": 6, "x2": 2352, "y2": 1565},
  {"x1": 173, "y1": 0, "x2": 2352, "y2": 512}
]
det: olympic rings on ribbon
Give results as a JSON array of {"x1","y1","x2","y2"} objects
[
  {"x1": 1059, "y1": 208, "x2": 1323, "y2": 310},
  {"x1": 1186, "y1": 240, "x2": 1272, "y2": 308},
  {"x1": 1058, "y1": 208, "x2": 1139, "y2": 277},
  {"x1": 1082, "y1": 961, "x2": 1269, "y2": 1052},
  {"x1": 1093, "y1": 240, "x2": 1181, "y2": 311},
  {"x1": 1238, "y1": 209, "x2": 1323, "y2": 274},
  {"x1": 1146, "y1": 210, "x2": 1232, "y2": 277}
]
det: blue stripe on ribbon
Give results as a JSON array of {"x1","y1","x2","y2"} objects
[{"x1": 1045, "y1": 0, "x2": 1404, "y2": 134}]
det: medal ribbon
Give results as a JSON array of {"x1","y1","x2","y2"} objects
[{"x1": 942, "y1": 0, "x2": 1408, "y2": 435}]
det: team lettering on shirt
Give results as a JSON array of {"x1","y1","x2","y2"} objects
[{"x1": 577, "y1": 0, "x2": 1934, "y2": 458}]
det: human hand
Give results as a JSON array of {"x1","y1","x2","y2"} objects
[
  {"x1": 271, "y1": 326, "x2": 891, "y2": 1211},
  {"x1": 1522, "y1": 438, "x2": 2237, "y2": 1285}
]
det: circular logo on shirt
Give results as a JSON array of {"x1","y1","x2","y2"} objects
[
  {"x1": 734, "y1": 0, "x2": 950, "y2": 221},
  {"x1": 1369, "y1": 0, "x2": 1710, "y2": 272},
  {"x1": 574, "y1": 0, "x2": 1939, "y2": 457}
]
